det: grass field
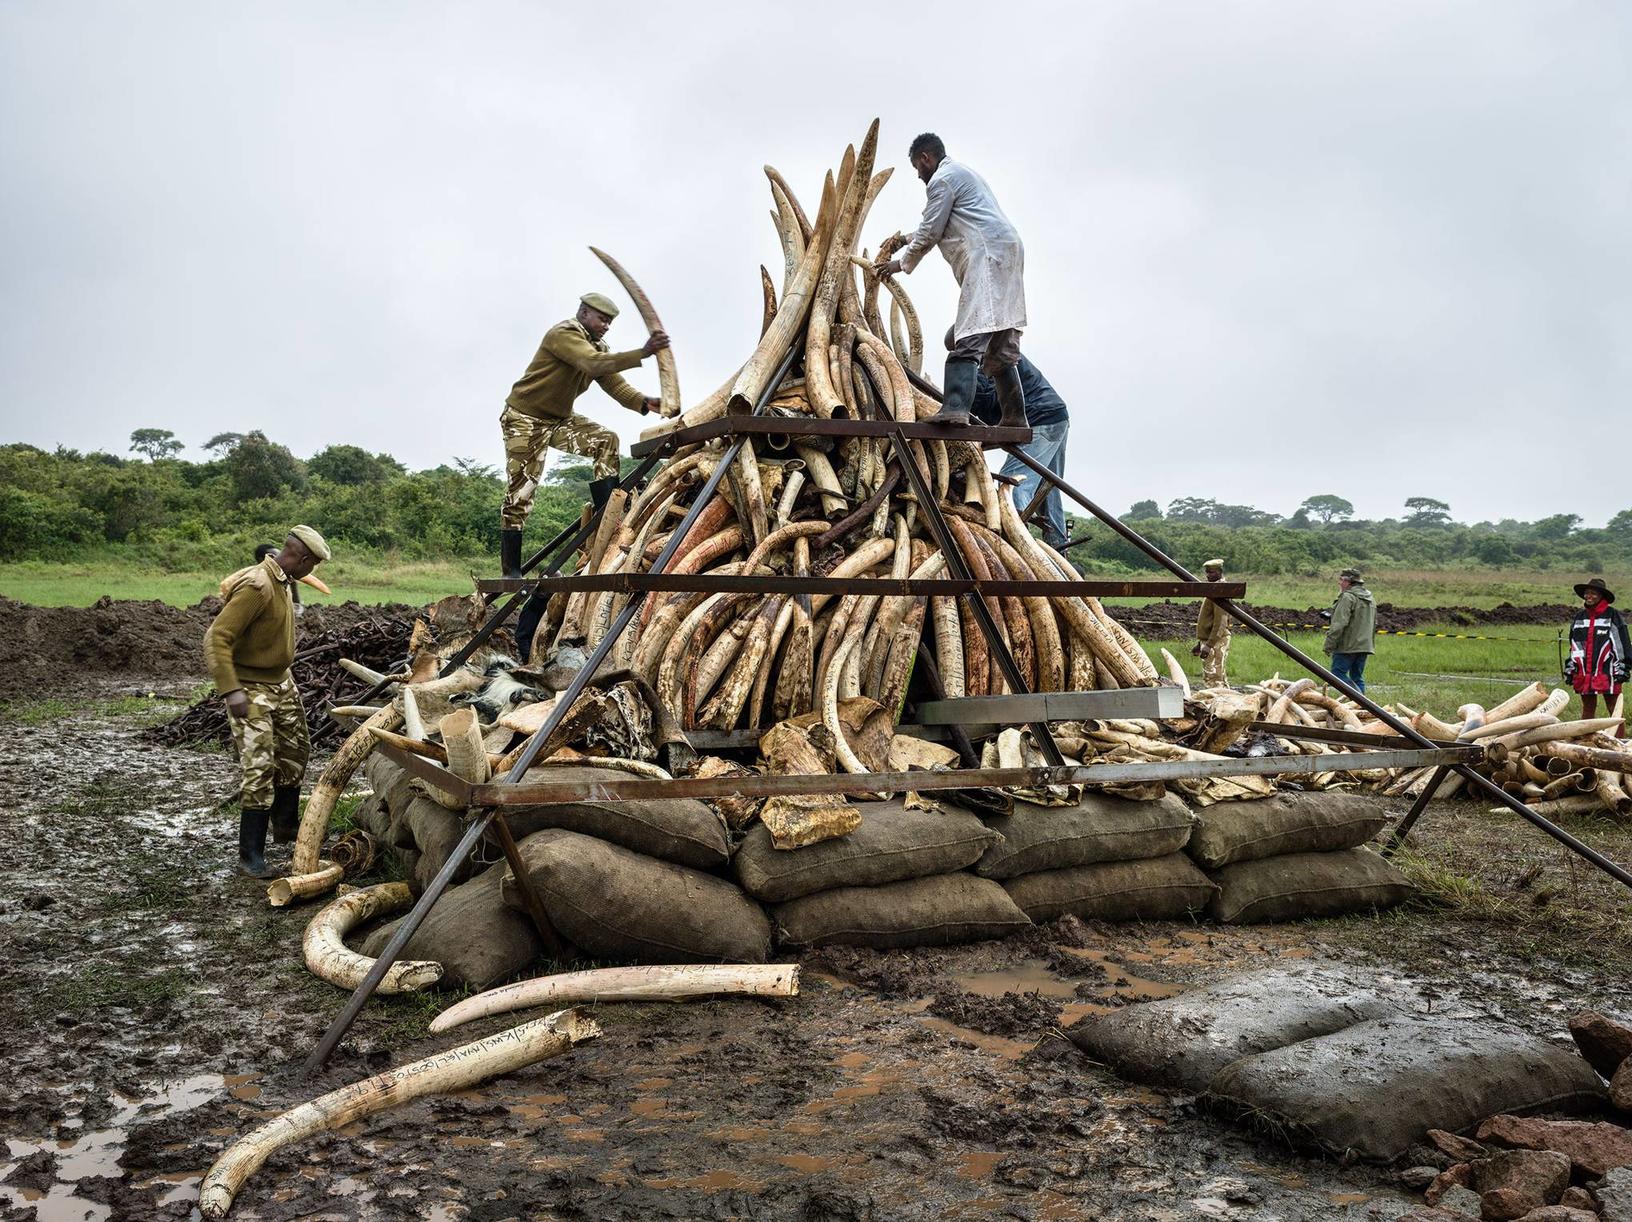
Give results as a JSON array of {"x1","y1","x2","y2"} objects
[
  {"x1": 1140, "y1": 568, "x2": 1625, "y2": 610},
  {"x1": 1137, "y1": 623, "x2": 1567, "y2": 718},
  {"x1": 0, "y1": 556, "x2": 488, "y2": 608}
]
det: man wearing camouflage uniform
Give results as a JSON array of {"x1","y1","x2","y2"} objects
[
  {"x1": 498, "y1": 292, "x2": 669, "y2": 577},
  {"x1": 1193, "y1": 558, "x2": 1232, "y2": 688},
  {"x1": 205, "y1": 525, "x2": 330, "y2": 877}
]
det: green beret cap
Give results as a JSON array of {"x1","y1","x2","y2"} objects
[
  {"x1": 580, "y1": 292, "x2": 620, "y2": 318},
  {"x1": 1339, "y1": 567, "x2": 1362, "y2": 581},
  {"x1": 289, "y1": 524, "x2": 331, "y2": 562}
]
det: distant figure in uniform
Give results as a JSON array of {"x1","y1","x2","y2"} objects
[
  {"x1": 1324, "y1": 567, "x2": 1377, "y2": 694},
  {"x1": 877, "y1": 132, "x2": 1027, "y2": 430},
  {"x1": 499, "y1": 292, "x2": 670, "y2": 577},
  {"x1": 1193, "y1": 559, "x2": 1232, "y2": 688},
  {"x1": 206, "y1": 526, "x2": 330, "y2": 877},
  {"x1": 967, "y1": 335, "x2": 1071, "y2": 550},
  {"x1": 1564, "y1": 576, "x2": 1629, "y2": 729}
]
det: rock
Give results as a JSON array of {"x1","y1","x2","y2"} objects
[
  {"x1": 1479, "y1": 1113, "x2": 1632, "y2": 1178},
  {"x1": 1471, "y1": 1148, "x2": 1571, "y2": 1220},
  {"x1": 1438, "y1": 1184, "x2": 1484, "y2": 1217},
  {"x1": 1399, "y1": 1166, "x2": 1441, "y2": 1190},
  {"x1": 1509, "y1": 1208, "x2": 1598, "y2": 1221},
  {"x1": 1426, "y1": 1162, "x2": 1472, "y2": 1204},
  {"x1": 1430, "y1": 1129, "x2": 1490, "y2": 1162},
  {"x1": 1558, "y1": 1186, "x2": 1596, "y2": 1211},
  {"x1": 1597, "y1": 1165, "x2": 1632, "y2": 1222},
  {"x1": 1570, "y1": 1010, "x2": 1632, "y2": 1079},
  {"x1": 1398, "y1": 1211, "x2": 1480, "y2": 1222},
  {"x1": 1613, "y1": 1058, "x2": 1632, "y2": 1112}
]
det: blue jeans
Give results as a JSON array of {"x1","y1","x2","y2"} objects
[
  {"x1": 1330, "y1": 652, "x2": 1370, "y2": 693},
  {"x1": 999, "y1": 420, "x2": 1070, "y2": 545}
]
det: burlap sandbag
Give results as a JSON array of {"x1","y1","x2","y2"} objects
[
  {"x1": 502, "y1": 830, "x2": 771, "y2": 963},
  {"x1": 733, "y1": 798, "x2": 997, "y2": 902},
  {"x1": 361, "y1": 861, "x2": 541, "y2": 990},
  {"x1": 1187, "y1": 792, "x2": 1388, "y2": 870},
  {"x1": 974, "y1": 792, "x2": 1194, "y2": 880},
  {"x1": 1003, "y1": 854, "x2": 1216, "y2": 923},
  {"x1": 488, "y1": 766, "x2": 730, "y2": 870},
  {"x1": 1206, "y1": 1015, "x2": 1609, "y2": 1161},
  {"x1": 773, "y1": 872, "x2": 1031, "y2": 949},
  {"x1": 1069, "y1": 967, "x2": 1396, "y2": 1094},
  {"x1": 401, "y1": 795, "x2": 487, "y2": 896},
  {"x1": 1208, "y1": 848, "x2": 1413, "y2": 924}
]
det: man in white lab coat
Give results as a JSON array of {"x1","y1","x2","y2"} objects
[{"x1": 877, "y1": 132, "x2": 1027, "y2": 428}]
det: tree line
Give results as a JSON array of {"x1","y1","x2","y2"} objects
[{"x1": 2, "y1": 429, "x2": 1627, "y2": 576}]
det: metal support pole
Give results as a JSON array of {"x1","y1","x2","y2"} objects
[
  {"x1": 1384, "y1": 766, "x2": 1449, "y2": 856},
  {"x1": 1001, "y1": 444, "x2": 1632, "y2": 893},
  {"x1": 302, "y1": 345, "x2": 805, "y2": 1072}
]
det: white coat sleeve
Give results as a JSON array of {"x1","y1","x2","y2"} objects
[{"x1": 899, "y1": 175, "x2": 955, "y2": 273}]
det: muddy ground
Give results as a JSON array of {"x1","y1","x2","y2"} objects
[{"x1": 3, "y1": 618, "x2": 1631, "y2": 1220}]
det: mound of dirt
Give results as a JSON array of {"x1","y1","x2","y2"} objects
[{"x1": 0, "y1": 595, "x2": 417, "y2": 699}]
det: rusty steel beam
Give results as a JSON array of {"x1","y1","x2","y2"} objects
[
  {"x1": 476, "y1": 575, "x2": 1248, "y2": 599},
  {"x1": 628, "y1": 414, "x2": 1030, "y2": 457},
  {"x1": 459, "y1": 746, "x2": 1484, "y2": 807},
  {"x1": 1246, "y1": 722, "x2": 1419, "y2": 749}
]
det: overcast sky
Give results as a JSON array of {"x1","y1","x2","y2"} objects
[{"x1": 1, "y1": 2, "x2": 1627, "y2": 525}]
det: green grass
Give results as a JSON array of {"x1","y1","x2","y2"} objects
[
  {"x1": 1, "y1": 692, "x2": 186, "y2": 727},
  {"x1": 0, "y1": 554, "x2": 490, "y2": 608},
  {"x1": 1136, "y1": 622, "x2": 1566, "y2": 717}
]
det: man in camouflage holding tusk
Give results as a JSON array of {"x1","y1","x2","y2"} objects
[
  {"x1": 205, "y1": 525, "x2": 330, "y2": 878},
  {"x1": 1193, "y1": 559, "x2": 1232, "y2": 688},
  {"x1": 498, "y1": 292, "x2": 670, "y2": 578}
]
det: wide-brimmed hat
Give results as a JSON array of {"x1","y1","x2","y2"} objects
[{"x1": 1574, "y1": 576, "x2": 1615, "y2": 604}]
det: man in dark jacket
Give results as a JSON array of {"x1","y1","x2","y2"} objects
[
  {"x1": 1565, "y1": 576, "x2": 1629, "y2": 727},
  {"x1": 1323, "y1": 568, "x2": 1377, "y2": 693},
  {"x1": 969, "y1": 350, "x2": 1071, "y2": 549}
]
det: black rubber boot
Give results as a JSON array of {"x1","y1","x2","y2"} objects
[
  {"x1": 515, "y1": 591, "x2": 547, "y2": 666},
  {"x1": 500, "y1": 528, "x2": 523, "y2": 580},
  {"x1": 237, "y1": 809, "x2": 276, "y2": 879},
  {"x1": 588, "y1": 476, "x2": 617, "y2": 510},
  {"x1": 994, "y1": 363, "x2": 1028, "y2": 429},
  {"x1": 928, "y1": 359, "x2": 978, "y2": 425},
  {"x1": 270, "y1": 784, "x2": 300, "y2": 844}
]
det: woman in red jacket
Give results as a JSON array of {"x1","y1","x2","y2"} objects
[{"x1": 1564, "y1": 577, "x2": 1630, "y2": 731}]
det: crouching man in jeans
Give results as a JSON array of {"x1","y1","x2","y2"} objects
[
  {"x1": 1324, "y1": 567, "x2": 1377, "y2": 694},
  {"x1": 205, "y1": 525, "x2": 330, "y2": 877}
]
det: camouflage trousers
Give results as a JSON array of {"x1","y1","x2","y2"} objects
[
  {"x1": 1201, "y1": 633, "x2": 1231, "y2": 688},
  {"x1": 228, "y1": 675, "x2": 310, "y2": 809},
  {"x1": 500, "y1": 405, "x2": 620, "y2": 529}
]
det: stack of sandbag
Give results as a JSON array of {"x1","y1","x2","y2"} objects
[
  {"x1": 360, "y1": 751, "x2": 485, "y2": 895},
  {"x1": 1070, "y1": 967, "x2": 1609, "y2": 1161},
  {"x1": 1181, "y1": 791, "x2": 1414, "y2": 923},
  {"x1": 738, "y1": 797, "x2": 1031, "y2": 949},
  {"x1": 972, "y1": 791, "x2": 1216, "y2": 924}
]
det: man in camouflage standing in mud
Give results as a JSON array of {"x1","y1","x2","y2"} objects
[
  {"x1": 204, "y1": 526, "x2": 330, "y2": 878},
  {"x1": 498, "y1": 292, "x2": 669, "y2": 578},
  {"x1": 1193, "y1": 558, "x2": 1232, "y2": 688}
]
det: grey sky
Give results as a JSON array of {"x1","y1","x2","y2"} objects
[{"x1": 1, "y1": 2, "x2": 1627, "y2": 525}]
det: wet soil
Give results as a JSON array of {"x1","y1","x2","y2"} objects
[{"x1": 3, "y1": 676, "x2": 1629, "y2": 1221}]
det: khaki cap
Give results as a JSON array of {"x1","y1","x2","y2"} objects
[
  {"x1": 1339, "y1": 567, "x2": 1363, "y2": 581},
  {"x1": 1202, "y1": 558, "x2": 1224, "y2": 570},
  {"x1": 580, "y1": 292, "x2": 620, "y2": 318},
  {"x1": 288, "y1": 524, "x2": 331, "y2": 563}
]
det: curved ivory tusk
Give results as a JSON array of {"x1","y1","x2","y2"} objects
[
  {"x1": 759, "y1": 264, "x2": 778, "y2": 337},
  {"x1": 1159, "y1": 648, "x2": 1192, "y2": 699},
  {"x1": 590, "y1": 245, "x2": 680, "y2": 418},
  {"x1": 290, "y1": 704, "x2": 402, "y2": 877},
  {"x1": 198, "y1": 1009, "x2": 599, "y2": 1218},
  {"x1": 267, "y1": 861, "x2": 344, "y2": 908},
  {"x1": 431, "y1": 967, "x2": 797, "y2": 1035},
  {"x1": 297, "y1": 573, "x2": 332, "y2": 595},
  {"x1": 806, "y1": 121, "x2": 880, "y2": 417},
  {"x1": 303, "y1": 882, "x2": 443, "y2": 994}
]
